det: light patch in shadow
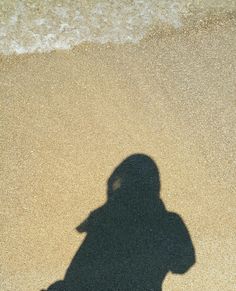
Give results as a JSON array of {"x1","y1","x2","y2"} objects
[{"x1": 112, "y1": 177, "x2": 122, "y2": 192}]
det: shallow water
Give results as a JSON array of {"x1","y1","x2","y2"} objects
[{"x1": 0, "y1": 0, "x2": 235, "y2": 55}]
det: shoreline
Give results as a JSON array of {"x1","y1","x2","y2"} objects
[{"x1": 0, "y1": 10, "x2": 235, "y2": 58}]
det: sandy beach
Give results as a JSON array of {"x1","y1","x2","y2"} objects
[{"x1": 1, "y1": 16, "x2": 236, "y2": 290}]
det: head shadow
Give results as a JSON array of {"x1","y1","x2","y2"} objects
[
  {"x1": 46, "y1": 154, "x2": 195, "y2": 291},
  {"x1": 107, "y1": 153, "x2": 160, "y2": 205}
]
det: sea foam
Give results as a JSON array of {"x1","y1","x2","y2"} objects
[{"x1": 0, "y1": 0, "x2": 235, "y2": 55}]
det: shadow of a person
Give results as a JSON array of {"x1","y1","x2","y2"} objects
[{"x1": 46, "y1": 154, "x2": 195, "y2": 291}]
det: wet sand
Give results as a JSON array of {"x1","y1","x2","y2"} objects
[{"x1": 0, "y1": 18, "x2": 236, "y2": 290}]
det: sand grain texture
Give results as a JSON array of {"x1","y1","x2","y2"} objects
[{"x1": 0, "y1": 19, "x2": 236, "y2": 290}]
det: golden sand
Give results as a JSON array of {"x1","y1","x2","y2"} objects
[{"x1": 0, "y1": 19, "x2": 235, "y2": 290}]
